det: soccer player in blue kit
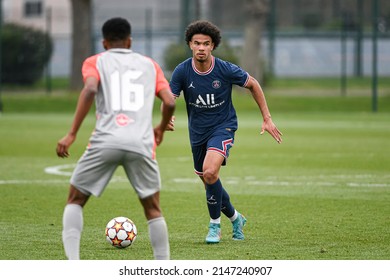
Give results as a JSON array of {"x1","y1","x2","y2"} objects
[{"x1": 169, "y1": 20, "x2": 283, "y2": 244}]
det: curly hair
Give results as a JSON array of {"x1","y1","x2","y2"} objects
[{"x1": 185, "y1": 20, "x2": 221, "y2": 50}]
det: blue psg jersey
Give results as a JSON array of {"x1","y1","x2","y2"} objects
[{"x1": 170, "y1": 56, "x2": 249, "y2": 145}]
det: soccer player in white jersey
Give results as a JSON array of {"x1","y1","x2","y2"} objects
[
  {"x1": 169, "y1": 20, "x2": 282, "y2": 244},
  {"x1": 56, "y1": 17, "x2": 175, "y2": 259}
]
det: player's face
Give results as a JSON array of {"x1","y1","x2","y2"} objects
[{"x1": 190, "y1": 34, "x2": 214, "y2": 63}]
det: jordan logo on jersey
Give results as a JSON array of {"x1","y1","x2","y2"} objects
[{"x1": 188, "y1": 82, "x2": 195, "y2": 88}]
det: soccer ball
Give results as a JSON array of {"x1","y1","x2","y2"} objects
[{"x1": 105, "y1": 216, "x2": 137, "y2": 248}]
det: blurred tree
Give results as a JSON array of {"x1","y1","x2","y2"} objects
[
  {"x1": 241, "y1": 0, "x2": 268, "y2": 83},
  {"x1": 70, "y1": 0, "x2": 92, "y2": 91},
  {"x1": 1, "y1": 24, "x2": 52, "y2": 85}
]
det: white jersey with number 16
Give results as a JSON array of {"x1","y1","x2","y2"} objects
[{"x1": 81, "y1": 48, "x2": 170, "y2": 159}]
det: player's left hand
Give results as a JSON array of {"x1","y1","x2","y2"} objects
[
  {"x1": 261, "y1": 118, "x2": 283, "y2": 144},
  {"x1": 154, "y1": 126, "x2": 164, "y2": 146}
]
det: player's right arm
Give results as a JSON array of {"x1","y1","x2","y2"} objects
[{"x1": 56, "y1": 76, "x2": 98, "y2": 158}]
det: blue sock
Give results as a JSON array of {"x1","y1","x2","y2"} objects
[
  {"x1": 205, "y1": 179, "x2": 223, "y2": 219},
  {"x1": 221, "y1": 187, "x2": 235, "y2": 218}
]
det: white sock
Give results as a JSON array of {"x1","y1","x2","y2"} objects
[
  {"x1": 229, "y1": 210, "x2": 238, "y2": 222},
  {"x1": 62, "y1": 204, "x2": 83, "y2": 260},
  {"x1": 148, "y1": 217, "x2": 170, "y2": 260},
  {"x1": 210, "y1": 217, "x2": 221, "y2": 224}
]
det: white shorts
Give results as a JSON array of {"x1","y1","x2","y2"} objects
[{"x1": 70, "y1": 148, "x2": 161, "y2": 199}]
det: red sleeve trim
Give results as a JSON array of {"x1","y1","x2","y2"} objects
[
  {"x1": 82, "y1": 54, "x2": 102, "y2": 82},
  {"x1": 148, "y1": 58, "x2": 170, "y2": 95}
]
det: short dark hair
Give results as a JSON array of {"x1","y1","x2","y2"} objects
[
  {"x1": 102, "y1": 17, "x2": 131, "y2": 41},
  {"x1": 185, "y1": 20, "x2": 221, "y2": 50}
]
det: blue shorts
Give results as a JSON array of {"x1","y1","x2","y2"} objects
[{"x1": 191, "y1": 128, "x2": 235, "y2": 176}]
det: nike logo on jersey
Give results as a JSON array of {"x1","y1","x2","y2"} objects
[{"x1": 188, "y1": 82, "x2": 195, "y2": 88}]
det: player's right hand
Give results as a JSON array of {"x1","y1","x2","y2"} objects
[
  {"x1": 166, "y1": 116, "x2": 175, "y2": 131},
  {"x1": 56, "y1": 133, "x2": 76, "y2": 158}
]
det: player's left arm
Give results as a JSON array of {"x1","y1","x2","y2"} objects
[
  {"x1": 245, "y1": 75, "x2": 283, "y2": 144},
  {"x1": 164, "y1": 63, "x2": 184, "y2": 131},
  {"x1": 151, "y1": 59, "x2": 176, "y2": 144},
  {"x1": 155, "y1": 88, "x2": 176, "y2": 146}
]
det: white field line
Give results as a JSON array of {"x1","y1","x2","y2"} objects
[
  {"x1": 0, "y1": 177, "x2": 129, "y2": 185},
  {"x1": 0, "y1": 179, "x2": 68, "y2": 185},
  {"x1": 172, "y1": 178, "x2": 390, "y2": 188},
  {"x1": 0, "y1": 164, "x2": 128, "y2": 185},
  {"x1": 44, "y1": 164, "x2": 76, "y2": 176},
  {"x1": 0, "y1": 164, "x2": 388, "y2": 188}
]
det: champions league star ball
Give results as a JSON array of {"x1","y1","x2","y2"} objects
[{"x1": 105, "y1": 217, "x2": 137, "y2": 248}]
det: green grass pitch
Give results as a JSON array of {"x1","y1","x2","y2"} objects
[{"x1": 0, "y1": 88, "x2": 389, "y2": 260}]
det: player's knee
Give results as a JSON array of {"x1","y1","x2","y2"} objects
[
  {"x1": 67, "y1": 185, "x2": 89, "y2": 206},
  {"x1": 144, "y1": 208, "x2": 162, "y2": 221},
  {"x1": 141, "y1": 194, "x2": 162, "y2": 220},
  {"x1": 202, "y1": 169, "x2": 218, "y2": 184}
]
